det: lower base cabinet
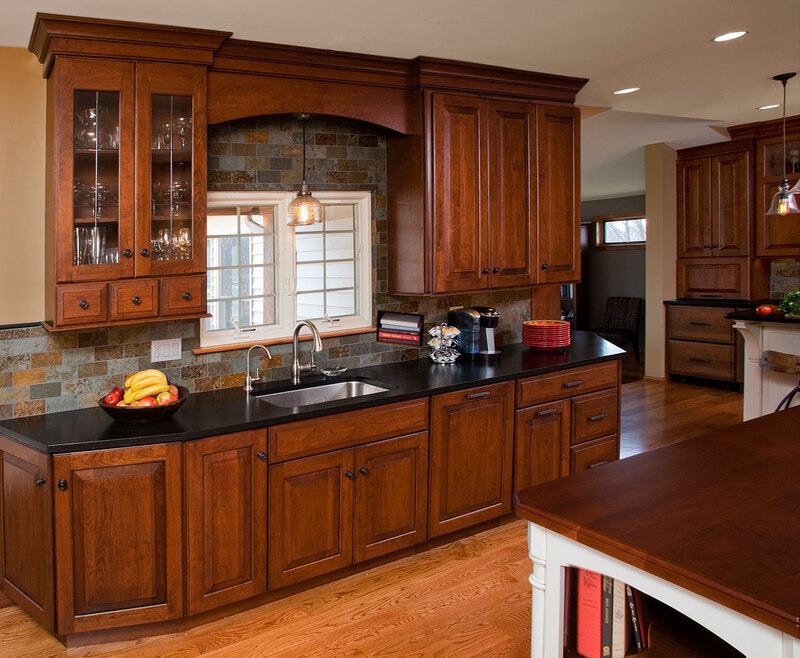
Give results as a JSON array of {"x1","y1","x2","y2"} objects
[{"x1": 268, "y1": 431, "x2": 428, "y2": 590}]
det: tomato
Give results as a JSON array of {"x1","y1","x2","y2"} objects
[{"x1": 756, "y1": 305, "x2": 775, "y2": 316}]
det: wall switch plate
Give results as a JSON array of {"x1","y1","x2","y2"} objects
[{"x1": 151, "y1": 338, "x2": 182, "y2": 363}]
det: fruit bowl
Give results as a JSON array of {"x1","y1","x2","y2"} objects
[{"x1": 98, "y1": 386, "x2": 189, "y2": 423}]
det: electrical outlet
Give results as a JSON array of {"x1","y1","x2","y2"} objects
[{"x1": 151, "y1": 338, "x2": 181, "y2": 363}]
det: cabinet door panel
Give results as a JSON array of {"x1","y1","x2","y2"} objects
[
  {"x1": 488, "y1": 101, "x2": 536, "y2": 287},
  {"x1": 53, "y1": 444, "x2": 183, "y2": 634},
  {"x1": 677, "y1": 158, "x2": 711, "y2": 257},
  {"x1": 185, "y1": 430, "x2": 267, "y2": 615},
  {"x1": 269, "y1": 450, "x2": 353, "y2": 590},
  {"x1": 429, "y1": 382, "x2": 514, "y2": 538},
  {"x1": 536, "y1": 105, "x2": 579, "y2": 283},
  {"x1": 354, "y1": 432, "x2": 428, "y2": 563},
  {"x1": 514, "y1": 400, "x2": 570, "y2": 492},
  {"x1": 431, "y1": 93, "x2": 488, "y2": 292},
  {"x1": 712, "y1": 151, "x2": 750, "y2": 255}
]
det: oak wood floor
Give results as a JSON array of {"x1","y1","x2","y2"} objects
[{"x1": 0, "y1": 378, "x2": 743, "y2": 658}]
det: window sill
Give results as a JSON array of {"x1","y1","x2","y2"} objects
[{"x1": 192, "y1": 325, "x2": 376, "y2": 355}]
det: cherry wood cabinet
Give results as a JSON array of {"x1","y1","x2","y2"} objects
[
  {"x1": 268, "y1": 432, "x2": 428, "y2": 590},
  {"x1": 428, "y1": 381, "x2": 515, "y2": 538},
  {"x1": 52, "y1": 444, "x2": 183, "y2": 634},
  {"x1": 0, "y1": 437, "x2": 54, "y2": 633},
  {"x1": 185, "y1": 430, "x2": 267, "y2": 615},
  {"x1": 754, "y1": 130, "x2": 800, "y2": 256},
  {"x1": 514, "y1": 361, "x2": 620, "y2": 492}
]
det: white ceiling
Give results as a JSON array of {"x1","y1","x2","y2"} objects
[{"x1": 2, "y1": 0, "x2": 799, "y2": 200}]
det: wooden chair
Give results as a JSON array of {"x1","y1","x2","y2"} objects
[
  {"x1": 592, "y1": 296, "x2": 644, "y2": 362},
  {"x1": 759, "y1": 350, "x2": 800, "y2": 412}
]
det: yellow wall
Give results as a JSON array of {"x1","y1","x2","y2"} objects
[{"x1": 0, "y1": 47, "x2": 45, "y2": 325}]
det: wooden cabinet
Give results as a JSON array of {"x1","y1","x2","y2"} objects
[
  {"x1": 52, "y1": 443, "x2": 183, "y2": 634},
  {"x1": 0, "y1": 437, "x2": 54, "y2": 633},
  {"x1": 30, "y1": 16, "x2": 226, "y2": 330},
  {"x1": 387, "y1": 92, "x2": 581, "y2": 295},
  {"x1": 429, "y1": 381, "x2": 515, "y2": 538},
  {"x1": 754, "y1": 129, "x2": 800, "y2": 256},
  {"x1": 185, "y1": 430, "x2": 267, "y2": 615},
  {"x1": 514, "y1": 361, "x2": 620, "y2": 490},
  {"x1": 267, "y1": 399, "x2": 429, "y2": 589},
  {"x1": 666, "y1": 304, "x2": 744, "y2": 384}
]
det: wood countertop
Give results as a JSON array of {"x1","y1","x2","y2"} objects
[{"x1": 515, "y1": 405, "x2": 800, "y2": 639}]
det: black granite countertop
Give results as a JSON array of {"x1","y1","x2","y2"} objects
[
  {"x1": 664, "y1": 298, "x2": 760, "y2": 308},
  {"x1": 0, "y1": 331, "x2": 623, "y2": 454},
  {"x1": 725, "y1": 310, "x2": 800, "y2": 324}
]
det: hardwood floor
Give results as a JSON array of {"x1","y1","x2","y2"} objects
[{"x1": 0, "y1": 378, "x2": 743, "y2": 657}]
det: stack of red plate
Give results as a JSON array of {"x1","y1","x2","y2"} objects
[{"x1": 522, "y1": 320, "x2": 571, "y2": 349}]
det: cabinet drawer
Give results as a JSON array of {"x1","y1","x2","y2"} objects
[
  {"x1": 161, "y1": 275, "x2": 207, "y2": 317},
  {"x1": 269, "y1": 398, "x2": 429, "y2": 462},
  {"x1": 668, "y1": 305, "x2": 737, "y2": 343},
  {"x1": 109, "y1": 279, "x2": 159, "y2": 321},
  {"x1": 516, "y1": 361, "x2": 619, "y2": 408},
  {"x1": 668, "y1": 339, "x2": 738, "y2": 381},
  {"x1": 676, "y1": 257, "x2": 748, "y2": 299},
  {"x1": 55, "y1": 283, "x2": 108, "y2": 326},
  {"x1": 571, "y1": 389, "x2": 619, "y2": 445},
  {"x1": 570, "y1": 435, "x2": 617, "y2": 473}
]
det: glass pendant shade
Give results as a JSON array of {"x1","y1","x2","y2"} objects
[
  {"x1": 288, "y1": 182, "x2": 323, "y2": 225},
  {"x1": 287, "y1": 116, "x2": 323, "y2": 226},
  {"x1": 787, "y1": 178, "x2": 800, "y2": 195},
  {"x1": 766, "y1": 179, "x2": 800, "y2": 215}
]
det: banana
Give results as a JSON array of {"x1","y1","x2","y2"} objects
[
  {"x1": 130, "y1": 375, "x2": 169, "y2": 392},
  {"x1": 124, "y1": 369, "x2": 167, "y2": 389},
  {"x1": 131, "y1": 382, "x2": 169, "y2": 401}
]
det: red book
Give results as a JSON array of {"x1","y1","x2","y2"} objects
[{"x1": 576, "y1": 568, "x2": 603, "y2": 658}]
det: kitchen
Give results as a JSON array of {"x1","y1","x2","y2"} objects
[{"x1": 1, "y1": 2, "x2": 799, "y2": 656}]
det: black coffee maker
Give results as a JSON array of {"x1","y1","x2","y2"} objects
[{"x1": 447, "y1": 306, "x2": 502, "y2": 362}]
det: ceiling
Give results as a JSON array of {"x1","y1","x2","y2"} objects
[{"x1": 2, "y1": 0, "x2": 799, "y2": 201}]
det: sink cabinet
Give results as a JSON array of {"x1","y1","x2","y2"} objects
[{"x1": 428, "y1": 381, "x2": 515, "y2": 537}]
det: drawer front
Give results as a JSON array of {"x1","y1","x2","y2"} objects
[
  {"x1": 668, "y1": 305, "x2": 737, "y2": 343},
  {"x1": 676, "y1": 257, "x2": 748, "y2": 299},
  {"x1": 571, "y1": 389, "x2": 619, "y2": 445},
  {"x1": 668, "y1": 339, "x2": 738, "y2": 381},
  {"x1": 56, "y1": 283, "x2": 108, "y2": 326},
  {"x1": 161, "y1": 275, "x2": 207, "y2": 317},
  {"x1": 516, "y1": 361, "x2": 619, "y2": 408},
  {"x1": 268, "y1": 398, "x2": 429, "y2": 462},
  {"x1": 570, "y1": 435, "x2": 617, "y2": 473},
  {"x1": 109, "y1": 279, "x2": 160, "y2": 321}
]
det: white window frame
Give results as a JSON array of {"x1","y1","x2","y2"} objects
[{"x1": 202, "y1": 190, "x2": 373, "y2": 348}]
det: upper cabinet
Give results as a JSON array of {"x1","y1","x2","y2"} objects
[
  {"x1": 386, "y1": 60, "x2": 585, "y2": 295},
  {"x1": 754, "y1": 131, "x2": 800, "y2": 256},
  {"x1": 29, "y1": 14, "x2": 229, "y2": 330}
]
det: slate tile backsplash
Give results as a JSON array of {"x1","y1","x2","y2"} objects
[{"x1": 0, "y1": 115, "x2": 528, "y2": 421}]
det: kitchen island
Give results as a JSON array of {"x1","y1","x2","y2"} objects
[{"x1": 515, "y1": 405, "x2": 800, "y2": 658}]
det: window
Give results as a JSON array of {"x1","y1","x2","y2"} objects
[
  {"x1": 203, "y1": 191, "x2": 372, "y2": 347},
  {"x1": 592, "y1": 213, "x2": 646, "y2": 248}
]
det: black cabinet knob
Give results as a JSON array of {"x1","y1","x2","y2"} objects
[
  {"x1": 540, "y1": 263, "x2": 550, "y2": 270},
  {"x1": 345, "y1": 470, "x2": 356, "y2": 480},
  {"x1": 57, "y1": 479, "x2": 68, "y2": 491},
  {"x1": 79, "y1": 300, "x2": 89, "y2": 309},
  {"x1": 131, "y1": 296, "x2": 141, "y2": 305},
  {"x1": 122, "y1": 249, "x2": 133, "y2": 258},
  {"x1": 34, "y1": 477, "x2": 46, "y2": 487},
  {"x1": 359, "y1": 466, "x2": 369, "y2": 475},
  {"x1": 140, "y1": 248, "x2": 150, "y2": 257},
  {"x1": 481, "y1": 267, "x2": 490, "y2": 274},
  {"x1": 256, "y1": 451, "x2": 268, "y2": 461},
  {"x1": 492, "y1": 267, "x2": 501, "y2": 274},
  {"x1": 182, "y1": 292, "x2": 192, "y2": 301}
]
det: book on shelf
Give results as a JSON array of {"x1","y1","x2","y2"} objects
[
  {"x1": 377, "y1": 330, "x2": 422, "y2": 343},
  {"x1": 625, "y1": 583, "x2": 647, "y2": 652},
  {"x1": 576, "y1": 568, "x2": 602, "y2": 658}
]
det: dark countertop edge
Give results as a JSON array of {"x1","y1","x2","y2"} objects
[
  {"x1": 724, "y1": 310, "x2": 800, "y2": 324},
  {"x1": 664, "y1": 298, "x2": 760, "y2": 307},
  {"x1": 0, "y1": 333, "x2": 624, "y2": 455}
]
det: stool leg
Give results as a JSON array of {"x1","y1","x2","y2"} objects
[{"x1": 775, "y1": 384, "x2": 800, "y2": 412}]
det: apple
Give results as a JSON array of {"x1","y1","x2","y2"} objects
[
  {"x1": 168, "y1": 384, "x2": 179, "y2": 397},
  {"x1": 756, "y1": 305, "x2": 775, "y2": 316},
  {"x1": 138, "y1": 396, "x2": 158, "y2": 407},
  {"x1": 156, "y1": 391, "x2": 178, "y2": 406}
]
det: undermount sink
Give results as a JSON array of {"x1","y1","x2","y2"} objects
[{"x1": 253, "y1": 379, "x2": 392, "y2": 408}]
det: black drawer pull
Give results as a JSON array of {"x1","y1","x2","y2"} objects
[
  {"x1": 699, "y1": 294, "x2": 721, "y2": 298},
  {"x1": 689, "y1": 357, "x2": 710, "y2": 364},
  {"x1": 688, "y1": 321, "x2": 710, "y2": 326},
  {"x1": 465, "y1": 390, "x2": 491, "y2": 400},
  {"x1": 535, "y1": 408, "x2": 559, "y2": 417},
  {"x1": 562, "y1": 379, "x2": 584, "y2": 389},
  {"x1": 587, "y1": 460, "x2": 609, "y2": 469},
  {"x1": 588, "y1": 412, "x2": 609, "y2": 423},
  {"x1": 34, "y1": 477, "x2": 46, "y2": 487},
  {"x1": 540, "y1": 263, "x2": 549, "y2": 270},
  {"x1": 79, "y1": 299, "x2": 89, "y2": 309},
  {"x1": 182, "y1": 291, "x2": 192, "y2": 301}
]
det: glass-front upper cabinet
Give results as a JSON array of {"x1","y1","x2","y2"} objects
[
  {"x1": 54, "y1": 58, "x2": 135, "y2": 282},
  {"x1": 136, "y1": 62, "x2": 207, "y2": 277}
]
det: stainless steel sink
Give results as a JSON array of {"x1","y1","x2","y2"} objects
[{"x1": 253, "y1": 379, "x2": 391, "y2": 408}]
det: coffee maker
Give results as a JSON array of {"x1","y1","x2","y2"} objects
[{"x1": 447, "y1": 306, "x2": 502, "y2": 362}]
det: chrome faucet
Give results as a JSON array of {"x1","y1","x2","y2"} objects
[
  {"x1": 291, "y1": 320, "x2": 323, "y2": 384},
  {"x1": 243, "y1": 344, "x2": 272, "y2": 391}
]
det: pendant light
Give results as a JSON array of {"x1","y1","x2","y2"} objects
[
  {"x1": 766, "y1": 72, "x2": 800, "y2": 215},
  {"x1": 287, "y1": 114, "x2": 323, "y2": 226}
]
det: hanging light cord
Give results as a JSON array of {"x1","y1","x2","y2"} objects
[
  {"x1": 781, "y1": 76, "x2": 788, "y2": 180},
  {"x1": 301, "y1": 120, "x2": 308, "y2": 183}
]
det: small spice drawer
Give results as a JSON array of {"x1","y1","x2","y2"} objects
[{"x1": 571, "y1": 388, "x2": 619, "y2": 445}]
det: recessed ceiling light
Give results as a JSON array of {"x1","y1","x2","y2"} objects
[
  {"x1": 758, "y1": 103, "x2": 781, "y2": 110},
  {"x1": 713, "y1": 31, "x2": 748, "y2": 42},
  {"x1": 613, "y1": 87, "x2": 640, "y2": 95}
]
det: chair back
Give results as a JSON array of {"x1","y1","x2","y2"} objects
[{"x1": 602, "y1": 297, "x2": 643, "y2": 332}]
